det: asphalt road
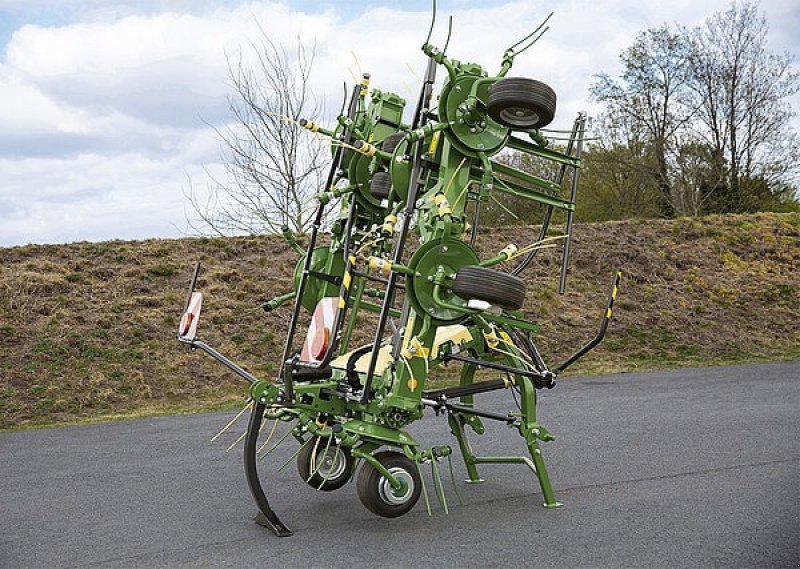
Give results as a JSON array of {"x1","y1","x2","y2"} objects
[{"x1": 2, "y1": 362, "x2": 798, "y2": 568}]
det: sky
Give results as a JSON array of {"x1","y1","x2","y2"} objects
[{"x1": 0, "y1": 0, "x2": 798, "y2": 247}]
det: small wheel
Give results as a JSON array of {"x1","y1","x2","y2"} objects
[
  {"x1": 297, "y1": 436, "x2": 354, "y2": 492},
  {"x1": 487, "y1": 77, "x2": 557, "y2": 130},
  {"x1": 369, "y1": 171, "x2": 392, "y2": 199},
  {"x1": 452, "y1": 265, "x2": 527, "y2": 310},
  {"x1": 356, "y1": 451, "x2": 421, "y2": 518},
  {"x1": 381, "y1": 133, "x2": 405, "y2": 154}
]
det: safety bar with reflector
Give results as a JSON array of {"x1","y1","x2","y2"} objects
[{"x1": 178, "y1": 292, "x2": 203, "y2": 340}]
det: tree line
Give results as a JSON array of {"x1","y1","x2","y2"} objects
[
  {"x1": 483, "y1": 2, "x2": 799, "y2": 226},
  {"x1": 580, "y1": 0, "x2": 798, "y2": 222},
  {"x1": 190, "y1": 1, "x2": 798, "y2": 234}
]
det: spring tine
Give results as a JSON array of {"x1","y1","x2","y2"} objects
[
  {"x1": 447, "y1": 454, "x2": 464, "y2": 506},
  {"x1": 210, "y1": 400, "x2": 251, "y2": 442},
  {"x1": 416, "y1": 462, "x2": 433, "y2": 516},
  {"x1": 256, "y1": 419, "x2": 280, "y2": 454},
  {"x1": 277, "y1": 437, "x2": 314, "y2": 473},
  {"x1": 442, "y1": 15, "x2": 453, "y2": 56},
  {"x1": 423, "y1": 0, "x2": 437, "y2": 47},
  {"x1": 259, "y1": 427, "x2": 294, "y2": 460},
  {"x1": 226, "y1": 418, "x2": 265, "y2": 453},
  {"x1": 508, "y1": 12, "x2": 552, "y2": 52},
  {"x1": 225, "y1": 430, "x2": 247, "y2": 452},
  {"x1": 306, "y1": 435, "x2": 327, "y2": 484},
  {"x1": 431, "y1": 459, "x2": 449, "y2": 515}
]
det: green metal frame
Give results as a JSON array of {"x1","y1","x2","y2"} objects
[{"x1": 177, "y1": 7, "x2": 621, "y2": 536}]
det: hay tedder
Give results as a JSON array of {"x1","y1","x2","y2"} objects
[{"x1": 177, "y1": 7, "x2": 620, "y2": 537}]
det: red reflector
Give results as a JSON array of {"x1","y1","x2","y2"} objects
[
  {"x1": 310, "y1": 326, "x2": 330, "y2": 361},
  {"x1": 178, "y1": 292, "x2": 203, "y2": 339},
  {"x1": 180, "y1": 313, "x2": 195, "y2": 337}
]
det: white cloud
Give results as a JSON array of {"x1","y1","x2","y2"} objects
[{"x1": 0, "y1": 0, "x2": 797, "y2": 246}]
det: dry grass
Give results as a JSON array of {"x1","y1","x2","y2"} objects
[{"x1": 1, "y1": 213, "x2": 798, "y2": 430}]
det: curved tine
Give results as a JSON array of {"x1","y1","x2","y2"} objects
[
  {"x1": 424, "y1": 0, "x2": 437, "y2": 46},
  {"x1": 512, "y1": 26, "x2": 549, "y2": 57},
  {"x1": 508, "y1": 11, "x2": 553, "y2": 52},
  {"x1": 416, "y1": 462, "x2": 433, "y2": 516},
  {"x1": 339, "y1": 82, "x2": 347, "y2": 117},
  {"x1": 442, "y1": 15, "x2": 453, "y2": 56}
]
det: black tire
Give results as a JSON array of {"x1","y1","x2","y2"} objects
[
  {"x1": 452, "y1": 265, "x2": 527, "y2": 310},
  {"x1": 381, "y1": 133, "x2": 405, "y2": 154},
  {"x1": 487, "y1": 77, "x2": 556, "y2": 130},
  {"x1": 356, "y1": 451, "x2": 421, "y2": 518},
  {"x1": 369, "y1": 171, "x2": 392, "y2": 199},
  {"x1": 297, "y1": 436, "x2": 354, "y2": 492}
]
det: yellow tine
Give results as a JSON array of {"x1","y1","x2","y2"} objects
[
  {"x1": 257, "y1": 419, "x2": 280, "y2": 454},
  {"x1": 210, "y1": 401, "x2": 252, "y2": 443}
]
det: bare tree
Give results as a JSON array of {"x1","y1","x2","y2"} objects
[
  {"x1": 588, "y1": 3, "x2": 798, "y2": 218},
  {"x1": 187, "y1": 29, "x2": 328, "y2": 235},
  {"x1": 687, "y1": 1, "x2": 799, "y2": 210},
  {"x1": 591, "y1": 25, "x2": 695, "y2": 217}
]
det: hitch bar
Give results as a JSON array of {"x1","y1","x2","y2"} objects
[{"x1": 554, "y1": 269, "x2": 622, "y2": 375}]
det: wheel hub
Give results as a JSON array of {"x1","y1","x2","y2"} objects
[
  {"x1": 319, "y1": 447, "x2": 347, "y2": 480},
  {"x1": 500, "y1": 106, "x2": 539, "y2": 128},
  {"x1": 378, "y1": 467, "x2": 414, "y2": 505}
]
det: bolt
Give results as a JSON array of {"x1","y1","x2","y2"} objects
[
  {"x1": 534, "y1": 449, "x2": 541, "y2": 455},
  {"x1": 429, "y1": 307, "x2": 436, "y2": 313},
  {"x1": 442, "y1": 246, "x2": 448, "y2": 252},
  {"x1": 470, "y1": 127, "x2": 477, "y2": 133}
]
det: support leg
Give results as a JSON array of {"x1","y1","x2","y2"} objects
[
  {"x1": 447, "y1": 412, "x2": 483, "y2": 483},
  {"x1": 526, "y1": 439, "x2": 561, "y2": 508},
  {"x1": 516, "y1": 376, "x2": 562, "y2": 508}
]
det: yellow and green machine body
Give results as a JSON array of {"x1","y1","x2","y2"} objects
[{"x1": 178, "y1": 9, "x2": 621, "y2": 536}]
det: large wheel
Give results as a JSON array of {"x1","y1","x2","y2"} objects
[
  {"x1": 356, "y1": 451, "x2": 421, "y2": 518},
  {"x1": 297, "y1": 436, "x2": 354, "y2": 491},
  {"x1": 452, "y1": 266, "x2": 527, "y2": 310},
  {"x1": 487, "y1": 77, "x2": 556, "y2": 130},
  {"x1": 369, "y1": 171, "x2": 392, "y2": 199}
]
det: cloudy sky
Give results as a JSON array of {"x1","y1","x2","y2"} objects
[{"x1": 1, "y1": 0, "x2": 797, "y2": 247}]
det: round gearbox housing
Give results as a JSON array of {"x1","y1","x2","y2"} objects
[{"x1": 407, "y1": 239, "x2": 480, "y2": 325}]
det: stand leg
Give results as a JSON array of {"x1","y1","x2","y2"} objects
[
  {"x1": 447, "y1": 412, "x2": 484, "y2": 483},
  {"x1": 517, "y1": 376, "x2": 562, "y2": 508}
]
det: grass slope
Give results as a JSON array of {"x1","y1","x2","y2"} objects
[{"x1": 1, "y1": 213, "x2": 798, "y2": 430}]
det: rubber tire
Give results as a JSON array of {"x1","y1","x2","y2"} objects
[
  {"x1": 452, "y1": 265, "x2": 527, "y2": 311},
  {"x1": 381, "y1": 133, "x2": 405, "y2": 154},
  {"x1": 297, "y1": 436, "x2": 354, "y2": 492},
  {"x1": 356, "y1": 451, "x2": 421, "y2": 518},
  {"x1": 487, "y1": 77, "x2": 557, "y2": 130},
  {"x1": 369, "y1": 171, "x2": 392, "y2": 199}
]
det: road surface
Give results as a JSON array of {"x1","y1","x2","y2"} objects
[{"x1": 2, "y1": 362, "x2": 798, "y2": 568}]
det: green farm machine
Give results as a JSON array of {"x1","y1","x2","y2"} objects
[{"x1": 178, "y1": 7, "x2": 620, "y2": 536}]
